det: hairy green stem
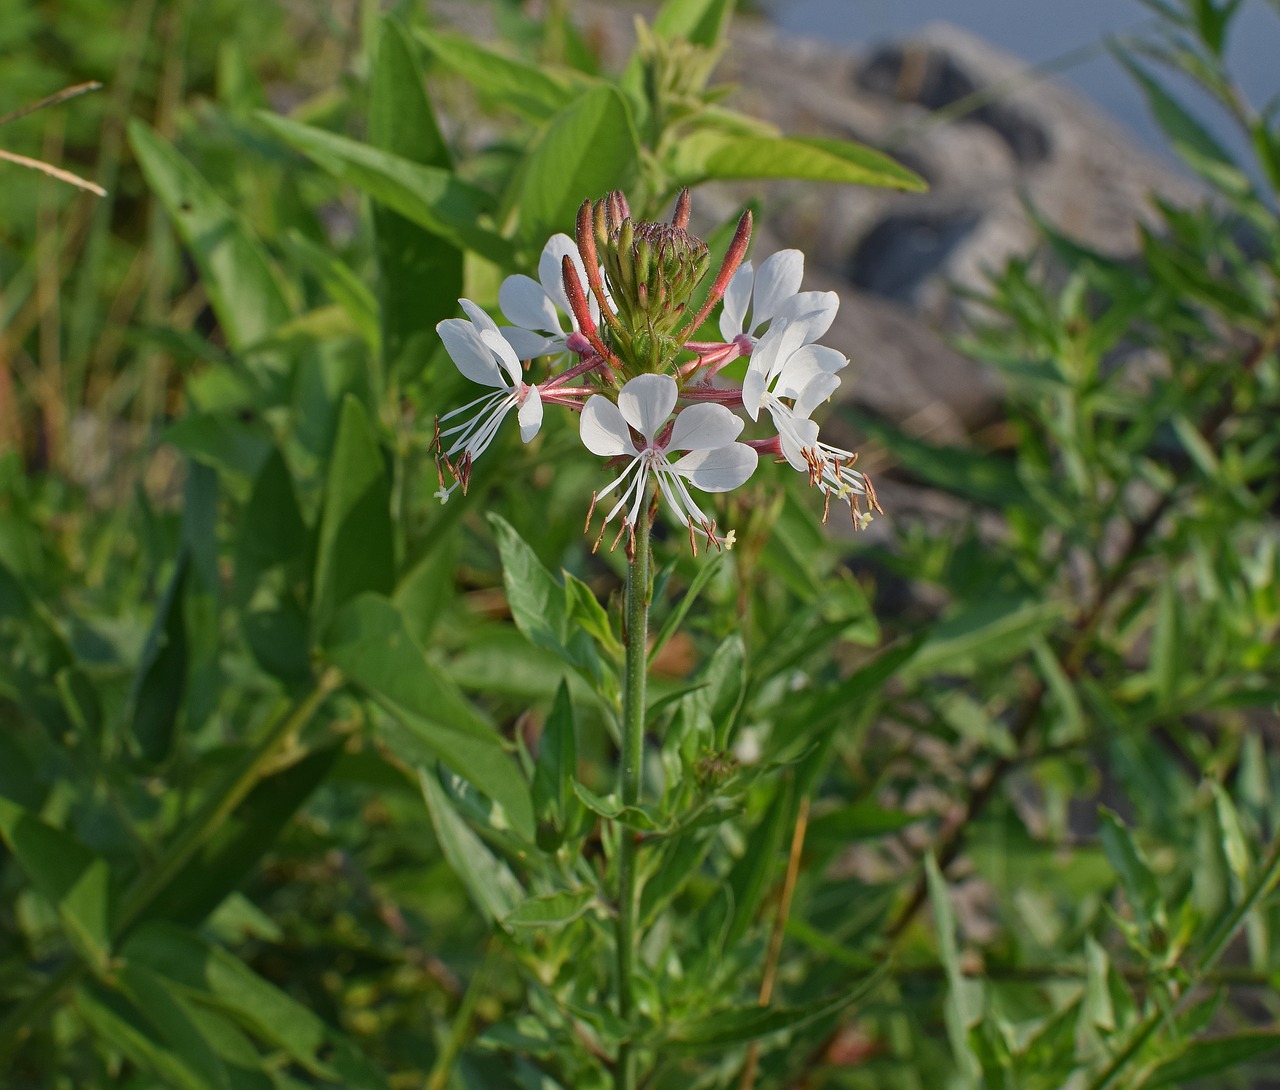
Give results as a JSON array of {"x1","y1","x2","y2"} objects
[{"x1": 616, "y1": 510, "x2": 652, "y2": 1090}]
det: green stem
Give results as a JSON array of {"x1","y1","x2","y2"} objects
[{"x1": 616, "y1": 510, "x2": 653, "y2": 1090}]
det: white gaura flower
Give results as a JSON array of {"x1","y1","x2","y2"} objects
[
  {"x1": 434, "y1": 301, "x2": 543, "y2": 502},
  {"x1": 719, "y1": 249, "x2": 838, "y2": 347},
  {"x1": 498, "y1": 233, "x2": 603, "y2": 363},
  {"x1": 580, "y1": 373, "x2": 757, "y2": 551}
]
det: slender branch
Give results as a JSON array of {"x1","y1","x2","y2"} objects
[{"x1": 615, "y1": 505, "x2": 653, "y2": 1090}]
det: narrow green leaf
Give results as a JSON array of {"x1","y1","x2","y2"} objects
[
  {"x1": 257, "y1": 111, "x2": 512, "y2": 266},
  {"x1": 120, "y1": 922, "x2": 391, "y2": 1087},
  {"x1": 0, "y1": 798, "x2": 114, "y2": 973},
  {"x1": 1146, "y1": 1033, "x2": 1280, "y2": 1087},
  {"x1": 127, "y1": 552, "x2": 189, "y2": 765},
  {"x1": 1098, "y1": 807, "x2": 1162, "y2": 930},
  {"x1": 573, "y1": 783, "x2": 664, "y2": 831},
  {"x1": 139, "y1": 745, "x2": 341, "y2": 928},
  {"x1": 663, "y1": 970, "x2": 882, "y2": 1051},
  {"x1": 1210, "y1": 781, "x2": 1252, "y2": 885},
  {"x1": 926, "y1": 854, "x2": 984, "y2": 1083},
  {"x1": 671, "y1": 132, "x2": 925, "y2": 191},
  {"x1": 652, "y1": 0, "x2": 736, "y2": 46},
  {"x1": 415, "y1": 28, "x2": 581, "y2": 121},
  {"x1": 1115, "y1": 51, "x2": 1251, "y2": 195},
  {"x1": 513, "y1": 86, "x2": 640, "y2": 243},
  {"x1": 311, "y1": 395, "x2": 394, "y2": 636},
  {"x1": 531, "y1": 680, "x2": 579, "y2": 850},
  {"x1": 283, "y1": 229, "x2": 380, "y2": 351},
  {"x1": 905, "y1": 595, "x2": 1065, "y2": 679},
  {"x1": 420, "y1": 768, "x2": 524, "y2": 924},
  {"x1": 564, "y1": 571, "x2": 622, "y2": 660},
  {"x1": 649, "y1": 552, "x2": 725, "y2": 666},
  {"x1": 163, "y1": 412, "x2": 272, "y2": 481},
  {"x1": 128, "y1": 121, "x2": 293, "y2": 371},
  {"x1": 723, "y1": 778, "x2": 791, "y2": 949},
  {"x1": 371, "y1": 18, "x2": 463, "y2": 380},
  {"x1": 326, "y1": 593, "x2": 533, "y2": 836},
  {"x1": 504, "y1": 887, "x2": 596, "y2": 928}
]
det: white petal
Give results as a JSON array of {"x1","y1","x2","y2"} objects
[
  {"x1": 719, "y1": 261, "x2": 753, "y2": 341},
  {"x1": 480, "y1": 328, "x2": 524, "y2": 387},
  {"x1": 500, "y1": 326, "x2": 559, "y2": 361},
  {"x1": 774, "y1": 413, "x2": 820, "y2": 472},
  {"x1": 752, "y1": 250, "x2": 804, "y2": 329},
  {"x1": 438, "y1": 318, "x2": 504, "y2": 387},
  {"x1": 580, "y1": 395, "x2": 634, "y2": 457},
  {"x1": 741, "y1": 366, "x2": 767, "y2": 421},
  {"x1": 749, "y1": 318, "x2": 809, "y2": 387},
  {"x1": 667, "y1": 402, "x2": 744, "y2": 452},
  {"x1": 458, "y1": 298, "x2": 499, "y2": 335},
  {"x1": 793, "y1": 372, "x2": 842, "y2": 420},
  {"x1": 774, "y1": 291, "x2": 838, "y2": 344},
  {"x1": 673, "y1": 444, "x2": 758, "y2": 492},
  {"x1": 517, "y1": 385, "x2": 543, "y2": 442},
  {"x1": 538, "y1": 233, "x2": 583, "y2": 317},
  {"x1": 774, "y1": 344, "x2": 848, "y2": 402},
  {"x1": 617, "y1": 374, "x2": 678, "y2": 444},
  {"x1": 500, "y1": 274, "x2": 562, "y2": 333}
]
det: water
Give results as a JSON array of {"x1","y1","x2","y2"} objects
[{"x1": 763, "y1": 0, "x2": 1280, "y2": 170}]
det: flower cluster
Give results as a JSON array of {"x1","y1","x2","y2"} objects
[{"x1": 432, "y1": 190, "x2": 880, "y2": 552}]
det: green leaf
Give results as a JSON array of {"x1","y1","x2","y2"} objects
[
  {"x1": 504, "y1": 887, "x2": 596, "y2": 928},
  {"x1": 311, "y1": 395, "x2": 395, "y2": 637},
  {"x1": 139, "y1": 745, "x2": 341, "y2": 928},
  {"x1": 649, "y1": 552, "x2": 725, "y2": 666},
  {"x1": 663, "y1": 970, "x2": 882, "y2": 1051},
  {"x1": 326, "y1": 593, "x2": 533, "y2": 836},
  {"x1": 926, "y1": 854, "x2": 984, "y2": 1083},
  {"x1": 164, "y1": 412, "x2": 272, "y2": 481},
  {"x1": 513, "y1": 86, "x2": 640, "y2": 243},
  {"x1": 905, "y1": 595, "x2": 1065, "y2": 679},
  {"x1": 671, "y1": 132, "x2": 926, "y2": 191},
  {"x1": 257, "y1": 111, "x2": 512, "y2": 267},
  {"x1": 564, "y1": 571, "x2": 622, "y2": 660},
  {"x1": 573, "y1": 783, "x2": 663, "y2": 831},
  {"x1": 723, "y1": 778, "x2": 791, "y2": 949},
  {"x1": 531, "y1": 680, "x2": 580, "y2": 850},
  {"x1": 415, "y1": 28, "x2": 581, "y2": 121},
  {"x1": 371, "y1": 18, "x2": 463, "y2": 380},
  {"x1": 652, "y1": 0, "x2": 736, "y2": 47},
  {"x1": 1098, "y1": 807, "x2": 1162, "y2": 930},
  {"x1": 127, "y1": 552, "x2": 189, "y2": 765},
  {"x1": 1210, "y1": 781, "x2": 1252, "y2": 885},
  {"x1": 1147, "y1": 1033, "x2": 1280, "y2": 1087},
  {"x1": 0, "y1": 798, "x2": 114, "y2": 973},
  {"x1": 282, "y1": 229, "x2": 380, "y2": 351},
  {"x1": 128, "y1": 122, "x2": 293, "y2": 382},
  {"x1": 120, "y1": 922, "x2": 391, "y2": 1087},
  {"x1": 1114, "y1": 51, "x2": 1251, "y2": 195},
  {"x1": 420, "y1": 768, "x2": 524, "y2": 924}
]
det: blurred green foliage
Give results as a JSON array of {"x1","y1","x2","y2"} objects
[{"x1": 2, "y1": 0, "x2": 1280, "y2": 1087}]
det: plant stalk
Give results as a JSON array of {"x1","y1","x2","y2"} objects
[{"x1": 616, "y1": 509, "x2": 653, "y2": 1090}]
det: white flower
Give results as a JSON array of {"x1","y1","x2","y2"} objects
[
  {"x1": 579, "y1": 373, "x2": 757, "y2": 549},
  {"x1": 497, "y1": 233, "x2": 602, "y2": 363},
  {"x1": 434, "y1": 301, "x2": 543, "y2": 502},
  {"x1": 719, "y1": 249, "x2": 838, "y2": 347}
]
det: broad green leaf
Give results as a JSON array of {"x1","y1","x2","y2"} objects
[
  {"x1": 513, "y1": 86, "x2": 640, "y2": 244},
  {"x1": 0, "y1": 798, "x2": 114, "y2": 973},
  {"x1": 257, "y1": 111, "x2": 512, "y2": 266},
  {"x1": 371, "y1": 18, "x2": 463, "y2": 380},
  {"x1": 128, "y1": 121, "x2": 293, "y2": 384},
  {"x1": 120, "y1": 922, "x2": 390, "y2": 1087},
  {"x1": 531, "y1": 680, "x2": 580, "y2": 850},
  {"x1": 663, "y1": 970, "x2": 882, "y2": 1051},
  {"x1": 504, "y1": 887, "x2": 596, "y2": 928},
  {"x1": 420, "y1": 768, "x2": 524, "y2": 924},
  {"x1": 671, "y1": 132, "x2": 925, "y2": 191},
  {"x1": 326, "y1": 593, "x2": 533, "y2": 835},
  {"x1": 311, "y1": 395, "x2": 395, "y2": 636},
  {"x1": 1115, "y1": 51, "x2": 1251, "y2": 196},
  {"x1": 138, "y1": 745, "x2": 341, "y2": 928},
  {"x1": 1098, "y1": 807, "x2": 1162, "y2": 931},
  {"x1": 415, "y1": 28, "x2": 581, "y2": 121},
  {"x1": 1146, "y1": 1032, "x2": 1280, "y2": 1087}
]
